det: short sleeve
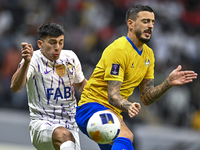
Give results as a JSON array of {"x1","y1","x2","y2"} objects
[
  {"x1": 73, "y1": 53, "x2": 85, "y2": 83},
  {"x1": 103, "y1": 49, "x2": 126, "y2": 82},
  {"x1": 18, "y1": 59, "x2": 35, "y2": 81},
  {"x1": 144, "y1": 49, "x2": 155, "y2": 79}
]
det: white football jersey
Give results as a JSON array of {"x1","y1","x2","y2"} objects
[{"x1": 20, "y1": 49, "x2": 85, "y2": 131}]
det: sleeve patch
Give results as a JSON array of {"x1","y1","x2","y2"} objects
[{"x1": 110, "y1": 64, "x2": 120, "y2": 76}]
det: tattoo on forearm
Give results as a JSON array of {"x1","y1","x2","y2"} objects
[
  {"x1": 140, "y1": 79, "x2": 171, "y2": 105},
  {"x1": 108, "y1": 81, "x2": 131, "y2": 112}
]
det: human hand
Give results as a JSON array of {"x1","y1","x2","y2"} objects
[
  {"x1": 128, "y1": 102, "x2": 141, "y2": 118},
  {"x1": 21, "y1": 42, "x2": 33, "y2": 63},
  {"x1": 168, "y1": 65, "x2": 197, "y2": 86}
]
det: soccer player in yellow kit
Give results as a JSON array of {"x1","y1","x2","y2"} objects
[{"x1": 75, "y1": 4, "x2": 197, "y2": 150}]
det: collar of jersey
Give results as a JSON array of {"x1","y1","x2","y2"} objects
[
  {"x1": 126, "y1": 36, "x2": 143, "y2": 56},
  {"x1": 40, "y1": 49, "x2": 57, "y2": 65}
]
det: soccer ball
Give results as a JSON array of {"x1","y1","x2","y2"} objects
[{"x1": 86, "y1": 110, "x2": 120, "y2": 144}]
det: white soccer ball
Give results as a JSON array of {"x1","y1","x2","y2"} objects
[{"x1": 86, "y1": 110, "x2": 120, "y2": 144}]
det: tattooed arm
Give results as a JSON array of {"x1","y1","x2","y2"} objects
[
  {"x1": 139, "y1": 65, "x2": 197, "y2": 106},
  {"x1": 108, "y1": 80, "x2": 141, "y2": 118},
  {"x1": 139, "y1": 79, "x2": 170, "y2": 106}
]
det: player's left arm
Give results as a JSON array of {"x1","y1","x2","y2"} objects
[
  {"x1": 139, "y1": 65, "x2": 198, "y2": 106},
  {"x1": 75, "y1": 78, "x2": 87, "y2": 93},
  {"x1": 139, "y1": 78, "x2": 169, "y2": 106}
]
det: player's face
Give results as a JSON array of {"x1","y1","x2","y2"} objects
[
  {"x1": 38, "y1": 35, "x2": 64, "y2": 61},
  {"x1": 134, "y1": 11, "x2": 155, "y2": 43}
]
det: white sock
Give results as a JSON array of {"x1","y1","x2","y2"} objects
[{"x1": 60, "y1": 141, "x2": 75, "y2": 150}]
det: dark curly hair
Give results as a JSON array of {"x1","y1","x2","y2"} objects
[{"x1": 37, "y1": 22, "x2": 65, "y2": 40}]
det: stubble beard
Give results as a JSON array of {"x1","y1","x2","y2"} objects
[{"x1": 136, "y1": 30, "x2": 151, "y2": 43}]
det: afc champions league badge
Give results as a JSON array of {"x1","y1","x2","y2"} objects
[
  {"x1": 110, "y1": 63, "x2": 120, "y2": 76},
  {"x1": 55, "y1": 64, "x2": 66, "y2": 77}
]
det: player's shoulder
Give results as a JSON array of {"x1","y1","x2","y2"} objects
[
  {"x1": 33, "y1": 49, "x2": 40, "y2": 53},
  {"x1": 24, "y1": 49, "x2": 41, "y2": 66},
  {"x1": 61, "y1": 49, "x2": 76, "y2": 56},
  {"x1": 31, "y1": 49, "x2": 41, "y2": 59},
  {"x1": 143, "y1": 44, "x2": 154, "y2": 59},
  {"x1": 143, "y1": 44, "x2": 153, "y2": 53},
  {"x1": 107, "y1": 36, "x2": 127, "y2": 51},
  {"x1": 113, "y1": 36, "x2": 127, "y2": 45},
  {"x1": 60, "y1": 49, "x2": 79, "y2": 61}
]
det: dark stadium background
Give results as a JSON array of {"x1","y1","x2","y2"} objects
[{"x1": 0, "y1": 0, "x2": 200, "y2": 149}]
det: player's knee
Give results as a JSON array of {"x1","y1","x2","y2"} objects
[
  {"x1": 52, "y1": 127, "x2": 75, "y2": 149},
  {"x1": 61, "y1": 128, "x2": 75, "y2": 143},
  {"x1": 119, "y1": 129, "x2": 134, "y2": 142},
  {"x1": 117, "y1": 120, "x2": 134, "y2": 142},
  {"x1": 129, "y1": 132, "x2": 134, "y2": 142},
  {"x1": 125, "y1": 131, "x2": 134, "y2": 142}
]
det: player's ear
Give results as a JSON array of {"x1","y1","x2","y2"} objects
[
  {"x1": 127, "y1": 19, "x2": 134, "y2": 30},
  {"x1": 37, "y1": 40, "x2": 43, "y2": 49}
]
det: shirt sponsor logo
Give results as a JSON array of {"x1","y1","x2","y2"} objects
[{"x1": 47, "y1": 87, "x2": 71, "y2": 100}]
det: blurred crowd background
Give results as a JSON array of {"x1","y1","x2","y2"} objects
[{"x1": 0, "y1": 0, "x2": 200, "y2": 131}]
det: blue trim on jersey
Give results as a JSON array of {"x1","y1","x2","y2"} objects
[
  {"x1": 126, "y1": 36, "x2": 143, "y2": 56},
  {"x1": 75, "y1": 102, "x2": 112, "y2": 150}
]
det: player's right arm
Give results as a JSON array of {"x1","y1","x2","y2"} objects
[
  {"x1": 10, "y1": 42, "x2": 33, "y2": 93},
  {"x1": 107, "y1": 80, "x2": 141, "y2": 118}
]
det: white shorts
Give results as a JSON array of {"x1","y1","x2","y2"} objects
[{"x1": 29, "y1": 120, "x2": 81, "y2": 150}]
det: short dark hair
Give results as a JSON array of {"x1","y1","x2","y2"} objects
[
  {"x1": 125, "y1": 4, "x2": 154, "y2": 22},
  {"x1": 37, "y1": 22, "x2": 65, "y2": 40}
]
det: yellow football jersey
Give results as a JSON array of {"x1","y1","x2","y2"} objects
[{"x1": 79, "y1": 36, "x2": 155, "y2": 116}]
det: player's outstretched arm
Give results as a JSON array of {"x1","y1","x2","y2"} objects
[
  {"x1": 139, "y1": 65, "x2": 198, "y2": 106},
  {"x1": 10, "y1": 42, "x2": 33, "y2": 93}
]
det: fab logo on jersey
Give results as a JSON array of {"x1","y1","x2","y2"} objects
[{"x1": 47, "y1": 87, "x2": 71, "y2": 100}]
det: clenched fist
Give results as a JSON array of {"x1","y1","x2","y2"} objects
[
  {"x1": 128, "y1": 102, "x2": 141, "y2": 118},
  {"x1": 21, "y1": 42, "x2": 33, "y2": 63}
]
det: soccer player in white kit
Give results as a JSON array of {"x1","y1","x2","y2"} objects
[{"x1": 10, "y1": 22, "x2": 87, "y2": 150}]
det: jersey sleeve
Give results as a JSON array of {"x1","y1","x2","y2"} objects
[
  {"x1": 144, "y1": 49, "x2": 155, "y2": 79},
  {"x1": 73, "y1": 52, "x2": 85, "y2": 83},
  {"x1": 103, "y1": 48, "x2": 126, "y2": 82},
  {"x1": 18, "y1": 58, "x2": 35, "y2": 81}
]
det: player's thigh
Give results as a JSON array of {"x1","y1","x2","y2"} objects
[
  {"x1": 29, "y1": 120, "x2": 64, "y2": 150},
  {"x1": 104, "y1": 110, "x2": 134, "y2": 142}
]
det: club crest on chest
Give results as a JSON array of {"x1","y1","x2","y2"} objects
[{"x1": 55, "y1": 64, "x2": 66, "y2": 77}]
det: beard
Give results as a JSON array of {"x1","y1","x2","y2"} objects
[{"x1": 136, "y1": 29, "x2": 151, "y2": 43}]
